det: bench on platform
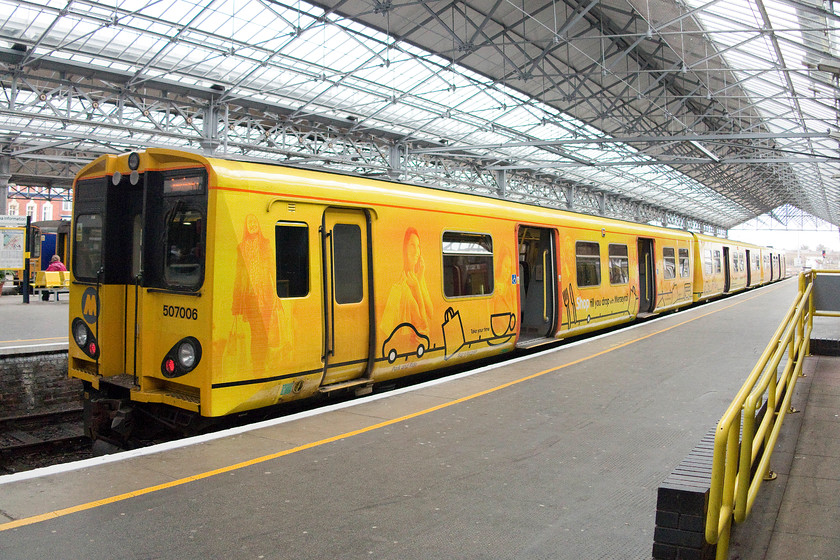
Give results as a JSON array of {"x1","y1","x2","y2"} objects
[{"x1": 34, "y1": 270, "x2": 69, "y2": 301}]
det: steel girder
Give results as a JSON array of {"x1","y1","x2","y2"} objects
[
  {"x1": 0, "y1": 0, "x2": 836, "y2": 233},
  {"x1": 0, "y1": 46, "x2": 719, "y2": 230}
]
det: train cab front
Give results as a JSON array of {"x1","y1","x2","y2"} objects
[{"x1": 69, "y1": 149, "x2": 211, "y2": 444}]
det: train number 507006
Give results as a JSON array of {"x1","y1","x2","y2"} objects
[{"x1": 163, "y1": 305, "x2": 198, "y2": 320}]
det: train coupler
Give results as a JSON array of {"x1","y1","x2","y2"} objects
[{"x1": 83, "y1": 394, "x2": 133, "y2": 444}]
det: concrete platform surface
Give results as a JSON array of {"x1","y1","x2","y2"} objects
[
  {"x1": 0, "y1": 292, "x2": 68, "y2": 353},
  {"x1": 0, "y1": 280, "x2": 803, "y2": 559},
  {"x1": 729, "y1": 353, "x2": 840, "y2": 560}
]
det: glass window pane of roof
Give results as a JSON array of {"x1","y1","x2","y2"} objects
[{"x1": 3, "y1": 0, "x2": 805, "y2": 226}]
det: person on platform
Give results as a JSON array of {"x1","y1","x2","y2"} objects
[
  {"x1": 41, "y1": 255, "x2": 67, "y2": 301},
  {"x1": 46, "y1": 255, "x2": 66, "y2": 272}
]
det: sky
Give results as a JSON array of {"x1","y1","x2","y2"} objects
[{"x1": 728, "y1": 227, "x2": 840, "y2": 252}]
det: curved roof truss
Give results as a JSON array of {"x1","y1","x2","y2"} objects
[{"x1": 0, "y1": 0, "x2": 838, "y2": 233}]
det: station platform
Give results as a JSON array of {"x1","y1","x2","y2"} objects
[
  {"x1": 0, "y1": 278, "x2": 832, "y2": 559},
  {"x1": 0, "y1": 292, "x2": 68, "y2": 354}
]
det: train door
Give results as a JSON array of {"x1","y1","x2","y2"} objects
[
  {"x1": 121, "y1": 183, "x2": 145, "y2": 378},
  {"x1": 637, "y1": 238, "x2": 654, "y2": 314},
  {"x1": 320, "y1": 208, "x2": 372, "y2": 388},
  {"x1": 723, "y1": 247, "x2": 731, "y2": 292},
  {"x1": 516, "y1": 226, "x2": 557, "y2": 347},
  {"x1": 745, "y1": 250, "x2": 752, "y2": 287},
  {"x1": 40, "y1": 232, "x2": 57, "y2": 270}
]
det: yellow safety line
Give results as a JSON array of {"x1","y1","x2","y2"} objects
[
  {"x1": 0, "y1": 337, "x2": 67, "y2": 344},
  {"x1": 0, "y1": 284, "x2": 786, "y2": 532}
]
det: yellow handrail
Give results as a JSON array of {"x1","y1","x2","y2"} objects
[{"x1": 704, "y1": 270, "x2": 838, "y2": 559}]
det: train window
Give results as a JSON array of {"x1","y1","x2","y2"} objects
[
  {"x1": 608, "y1": 244, "x2": 629, "y2": 285},
  {"x1": 275, "y1": 222, "x2": 309, "y2": 298},
  {"x1": 73, "y1": 214, "x2": 103, "y2": 280},
  {"x1": 739, "y1": 253, "x2": 745, "y2": 272},
  {"x1": 576, "y1": 241, "x2": 601, "y2": 287},
  {"x1": 679, "y1": 248, "x2": 690, "y2": 277},
  {"x1": 443, "y1": 232, "x2": 494, "y2": 297},
  {"x1": 714, "y1": 250, "x2": 722, "y2": 274},
  {"x1": 704, "y1": 250, "x2": 713, "y2": 275},
  {"x1": 663, "y1": 247, "x2": 676, "y2": 279},
  {"x1": 164, "y1": 208, "x2": 203, "y2": 289},
  {"x1": 333, "y1": 223, "x2": 363, "y2": 304}
]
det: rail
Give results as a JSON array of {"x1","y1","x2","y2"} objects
[{"x1": 705, "y1": 270, "x2": 838, "y2": 558}]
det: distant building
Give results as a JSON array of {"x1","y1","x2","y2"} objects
[{"x1": 5, "y1": 187, "x2": 72, "y2": 221}]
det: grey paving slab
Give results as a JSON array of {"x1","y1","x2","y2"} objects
[{"x1": 0, "y1": 280, "x2": 810, "y2": 560}]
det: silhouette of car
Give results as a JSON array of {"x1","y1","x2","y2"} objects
[{"x1": 382, "y1": 323, "x2": 431, "y2": 364}]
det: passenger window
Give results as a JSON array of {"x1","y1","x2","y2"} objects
[
  {"x1": 663, "y1": 247, "x2": 676, "y2": 279},
  {"x1": 704, "y1": 249, "x2": 713, "y2": 275},
  {"x1": 576, "y1": 241, "x2": 601, "y2": 287},
  {"x1": 443, "y1": 232, "x2": 493, "y2": 297},
  {"x1": 713, "y1": 250, "x2": 722, "y2": 274},
  {"x1": 679, "y1": 248, "x2": 690, "y2": 277},
  {"x1": 275, "y1": 222, "x2": 309, "y2": 298},
  {"x1": 608, "y1": 244, "x2": 629, "y2": 285},
  {"x1": 333, "y1": 223, "x2": 363, "y2": 304}
]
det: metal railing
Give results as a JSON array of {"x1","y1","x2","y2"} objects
[{"x1": 705, "y1": 270, "x2": 840, "y2": 559}]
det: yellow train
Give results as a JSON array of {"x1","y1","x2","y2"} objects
[{"x1": 68, "y1": 149, "x2": 787, "y2": 442}]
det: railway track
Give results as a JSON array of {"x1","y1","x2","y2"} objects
[{"x1": 0, "y1": 408, "x2": 91, "y2": 474}]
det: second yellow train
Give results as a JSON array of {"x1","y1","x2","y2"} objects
[{"x1": 67, "y1": 149, "x2": 787, "y2": 442}]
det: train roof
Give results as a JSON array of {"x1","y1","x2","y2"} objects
[
  {"x1": 78, "y1": 149, "x2": 768, "y2": 248},
  {"x1": 201, "y1": 150, "x2": 695, "y2": 241}
]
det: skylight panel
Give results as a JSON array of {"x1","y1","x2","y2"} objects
[{"x1": 0, "y1": 0, "x2": 770, "y2": 226}]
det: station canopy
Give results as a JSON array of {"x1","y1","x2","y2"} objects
[{"x1": 1, "y1": 0, "x2": 839, "y2": 233}]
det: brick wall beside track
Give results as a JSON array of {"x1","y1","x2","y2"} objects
[{"x1": 0, "y1": 352, "x2": 79, "y2": 417}]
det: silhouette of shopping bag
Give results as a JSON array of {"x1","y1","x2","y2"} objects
[{"x1": 442, "y1": 307, "x2": 465, "y2": 359}]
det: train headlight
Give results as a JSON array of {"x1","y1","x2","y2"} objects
[
  {"x1": 73, "y1": 321, "x2": 88, "y2": 347},
  {"x1": 128, "y1": 151, "x2": 140, "y2": 170},
  {"x1": 161, "y1": 337, "x2": 202, "y2": 378},
  {"x1": 71, "y1": 318, "x2": 99, "y2": 359},
  {"x1": 178, "y1": 340, "x2": 197, "y2": 369}
]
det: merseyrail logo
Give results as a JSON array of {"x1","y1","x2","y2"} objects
[{"x1": 81, "y1": 287, "x2": 100, "y2": 324}]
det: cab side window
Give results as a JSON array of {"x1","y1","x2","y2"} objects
[{"x1": 275, "y1": 222, "x2": 309, "y2": 298}]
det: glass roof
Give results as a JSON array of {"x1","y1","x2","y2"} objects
[{"x1": 0, "y1": 0, "x2": 838, "y2": 231}]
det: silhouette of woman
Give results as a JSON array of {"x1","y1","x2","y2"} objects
[
  {"x1": 380, "y1": 227, "x2": 435, "y2": 348},
  {"x1": 229, "y1": 214, "x2": 290, "y2": 372}
]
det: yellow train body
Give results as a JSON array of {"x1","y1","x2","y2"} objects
[{"x1": 67, "y1": 149, "x2": 786, "y2": 430}]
